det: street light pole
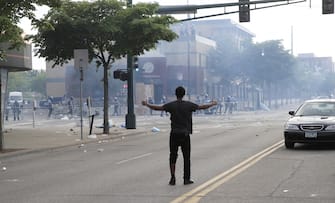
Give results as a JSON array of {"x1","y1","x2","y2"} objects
[
  {"x1": 0, "y1": 80, "x2": 3, "y2": 151},
  {"x1": 126, "y1": 55, "x2": 136, "y2": 129},
  {"x1": 79, "y1": 63, "x2": 83, "y2": 140},
  {"x1": 186, "y1": 0, "x2": 192, "y2": 100},
  {"x1": 126, "y1": 0, "x2": 136, "y2": 129},
  {"x1": 74, "y1": 49, "x2": 88, "y2": 137},
  {"x1": 187, "y1": 27, "x2": 191, "y2": 100}
]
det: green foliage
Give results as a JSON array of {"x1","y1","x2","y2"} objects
[
  {"x1": 7, "y1": 70, "x2": 46, "y2": 95},
  {"x1": 0, "y1": 0, "x2": 61, "y2": 23},
  {"x1": 31, "y1": 70, "x2": 47, "y2": 95},
  {"x1": 208, "y1": 38, "x2": 297, "y2": 101},
  {"x1": 29, "y1": 0, "x2": 178, "y2": 68},
  {"x1": 240, "y1": 40, "x2": 295, "y2": 85},
  {"x1": 293, "y1": 60, "x2": 335, "y2": 97},
  {"x1": 0, "y1": 17, "x2": 24, "y2": 52},
  {"x1": 0, "y1": 0, "x2": 61, "y2": 59},
  {"x1": 208, "y1": 37, "x2": 242, "y2": 84},
  {"x1": 208, "y1": 38, "x2": 295, "y2": 87},
  {"x1": 209, "y1": 37, "x2": 335, "y2": 99},
  {"x1": 28, "y1": 0, "x2": 178, "y2": 133},
  {"x1": 320, "y1": 72, "x2": 335, "y2": 95},
  {"x1": 7, "y1": 72, "x2": 29, "y2": 91}
]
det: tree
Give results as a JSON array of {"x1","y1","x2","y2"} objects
[
  {"x1": 29, "y1": 0, "x2": 178, "y2": 134},
  {"x1": 0, "y1": 0, "x2": 61, "y2": 59},
  {"x1": 319, "y1": 72, "x2": 335, "y2": 96},
  {"x1": 7, "y1": 70, "x2": 46, "y2": 95},
  {"x1": 208, "y1": 38, "x2": 296, "y2": 108},
  {"x1": 293, "y1": 61, "x2": 335, "y2": 98},
  {"x1": 31, "y1": 70, "x2": 46, "y2": 95},
  {"x1": 7, "y1": 72, "x2": 30, "y2": 92},
  {"x1": 244, "y1": 40, "x2": 295, "y2": 107},
  {"x1": 207, "y1": 34, "x2": 253, "y2": 97}
]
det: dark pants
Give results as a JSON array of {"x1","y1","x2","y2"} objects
[
  {"x1": 13, "y1": 109, "x2": 20, "y2": 120},
  {"x1": 169, "y1": 133, "x2": 191, "y2": 180},
  {"x1": 48, "y1": 108, "x2": 52, "y2": 118}
]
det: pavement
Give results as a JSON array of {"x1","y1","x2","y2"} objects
[{"x1": 0, "y1": 115, "x2": 149, "y2": 158}]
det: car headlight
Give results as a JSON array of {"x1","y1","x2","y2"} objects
[
  {"x1": 285, "y1": 124, "x2": 300, "y2": 130},
  {"x1": 325, "y1": 125, "x2": 335, "y2": 131}
]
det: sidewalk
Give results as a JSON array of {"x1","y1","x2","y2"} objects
[{"x1": 0, "y1": 116, "x2": 148, "y2": 158}]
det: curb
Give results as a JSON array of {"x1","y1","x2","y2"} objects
[{"x1": 0, "y1": 128, "x2": 148, "y2": 160}]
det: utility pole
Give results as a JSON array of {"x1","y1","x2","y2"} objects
[
  {"x1": 74, "y1": 49, "x2": 88, "y2": 138},
  {"x1": 126, "y1": 0, "x2": 136, "y2": 129},
  {"x1": 0, "y1": 80, "x2": 3, "y2": 151},
  {"x1": 187, "y1": 0, "x2": 191, "y2": 100}
]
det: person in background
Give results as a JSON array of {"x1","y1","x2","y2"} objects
[
  {"x1": 148, "y1": 97, "x2": 154, "y2": 115},
  {"x1": 5, "y1": 102, "x2": 11, "y2": 121},
  {"x1": 68, "y1": 96, "x2": 74, "y2": 117},
  {"x1": 160, "y1": 95, "x2": 168, "y2": 117},
  {"x1": 224, "y1": 96, "x2": 231, "y2": 114},
  {"x1": 142, "y1": 86, "x2": 217, "y2": 186},
  {"x1": 112, "y1": 97, "x2": 120, "y2": 116},
  {"x1": 13, "y1": 100, "x2": 20, "y2": 120},
  {"x1": 47, "y1": 97, "x2": 53, "y2": 119}
]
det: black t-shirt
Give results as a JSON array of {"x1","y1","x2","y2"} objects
[{"x1": 163, "y1": 100, "x2": 198, "y2": 134}]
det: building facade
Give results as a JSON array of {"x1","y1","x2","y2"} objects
[
  {"x1": 0, "y1": 43, "x2": 32, "y2": 148},
  {"x1": 45, "y1": 19, "x2": 255, "y2": 108},
  {"x1": 297, "y1": 53, "x2": 334, "y2": 73}
]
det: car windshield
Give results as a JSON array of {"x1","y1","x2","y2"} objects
[
  {"x1": 10, "y1": 96, "x2": 22, "y2": 100},
  {"x1": 295, "y1": 102, "x2": 335, "y2": 116}
]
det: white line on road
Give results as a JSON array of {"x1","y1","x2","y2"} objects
[{"x1": 116, "y1": 153, "x2": 153, "y2": 165}]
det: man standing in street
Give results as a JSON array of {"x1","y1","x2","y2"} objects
[{"x1": 142, "y1": 86, "x2": 217, "y2": 185}]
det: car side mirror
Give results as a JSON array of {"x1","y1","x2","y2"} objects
[{"x1": 288, "y1": 111, "x2": 295, "y2": 116}]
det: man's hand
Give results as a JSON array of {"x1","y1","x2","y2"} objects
[
  {"x1": 198, "y1": 100, "x2": 218, "y2": 110},
  {"x1": 142, "y1": 100, "x2": 147, "y2": 106}
]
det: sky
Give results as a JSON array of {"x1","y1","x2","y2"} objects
[{"x1": 20, "y1": 0, "x2": 335, "y2": 70}]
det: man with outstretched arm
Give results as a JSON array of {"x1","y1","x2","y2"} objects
[{"x1": 142, "y1": 86, "x2": 217, "y2": 185}]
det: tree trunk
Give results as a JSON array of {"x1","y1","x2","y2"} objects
[{"x1": 103, "y1": 65, "x2": 109, "y2": 134}]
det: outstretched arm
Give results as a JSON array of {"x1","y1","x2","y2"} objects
[
  {"x1": 198, "y1": 101, "x2": 217, "y2": 110},
  {"x1": 142, "y1": 100, "x2": 164, "y2": 111}
]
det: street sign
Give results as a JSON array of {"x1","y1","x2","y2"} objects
[
  {"x1": 74, "y1": 49, "x2": 88, "y2": 69},
  {"x1": 74, "y1": 49, "x2": 88, "y2": 140}
]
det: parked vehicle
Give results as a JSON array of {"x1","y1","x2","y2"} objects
[
  {"x1": 284, "y1": 99, "x2": 335, "y2": 149},
  {"x1": 8, "y1": 91, "x2": 23, "y2": 105},
  {"x1": 39, "y1": 100, "x2": 49, "y2": 108}
]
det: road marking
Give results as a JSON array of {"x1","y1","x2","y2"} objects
[
  {"x1": 116, "y1": 153, "x2": 152, "y2": 165},
  {"x1": 2, "y1": 179, "x2": 23, "y2": 182},
  {"x1": 171, "y1": 140, "x2": 284, "y2": 203}
]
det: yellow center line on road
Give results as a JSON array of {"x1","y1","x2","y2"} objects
[{"x1": 171, "y1": 140, "x2": 284, "y2": 203}]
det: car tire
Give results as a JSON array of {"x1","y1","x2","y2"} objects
[{"x1": 285, "y1": 140, "x2": 294, "y2": 149}]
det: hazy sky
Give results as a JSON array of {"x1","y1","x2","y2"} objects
[
  {"x1": 21, "y1": 0, "x2": 335, "y2": 70},
  {"x1": 145, "y1": 0, "x2": 335, "y2": 58}
]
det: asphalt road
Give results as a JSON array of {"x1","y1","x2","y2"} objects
[{"x1": 1, "y1": 109, "x2": 335, "y2": 203}]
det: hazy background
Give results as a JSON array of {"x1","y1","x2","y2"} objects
[{"x1": 20, "y1": 0, "x2": 335, "y2": 70}]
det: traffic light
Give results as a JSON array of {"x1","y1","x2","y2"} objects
[
  {"x1": 323, "y1": 0, "x2": 334, "y2": 14},
  {"x1": 239, "y1": 0, "x2": 250, "y2": 22},
  {"x1": 113, "y1": 69, "x2": 128, "y2": 81},
  {"x1": 133, "y1": 56, "x2": 139, "y2": 70}
]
